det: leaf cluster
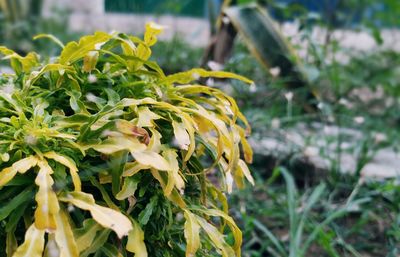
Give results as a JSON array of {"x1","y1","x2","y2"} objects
[{"x1": 0, "y1": 22, "x2": 254, "y2": 257}]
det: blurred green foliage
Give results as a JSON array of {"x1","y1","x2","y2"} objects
[{"x1": 0, "y1": 0, "x2": 80, "y2": 56}]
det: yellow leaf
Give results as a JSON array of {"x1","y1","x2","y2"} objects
[
  {"x1": 34, "y1": 160, "x2": 60, "y2": 231},
  {"x1": 183, "y1": 210, "x2": 201, "y2": 257},
  {"x1": 26, "y1": 64, "x2": 75, "y2": 88},
  {"x1": 150, "y1": 169, "x2": 186, "y2": 209},
  {"x1": 237, "y1": 125, "x2": 253, "y2": 163},
  {"x1": 179, "y1": 113, "x2": 196, "y2": 162},
  {"x1": 131, "y1": 151, "x2": 171, "y2": 171},
  {"x1": 144, "y1": 22, "x2": 164, "y2": 46},
  {"x1": 0, "y1": 155, "x2": 38, "y2": 187},
  {"x1": 137, "y1": 107, "x2": 162, "y2": 127},
  {"x1": 126, "y1": 220, "x2": 147, "y2": 257},
  {"x1": 238, "y1": 159, "x2": 254, "y2": 186},
  {"x1": 54, "y1": 210, "x2": 79, "y2": 257},
  {"x1": 226, "y1": 171, "x2": 234, "y2": 194},
  {"x1": 82, "y1": 51, "x2": 99, "y2": 72},
  {"x1": 148, "y1": 128, "x2": 162, "y2": 153},
  {"x1": 161, "y1": 68, "x2": 253, "y2": 85},
  {"x1": 43, "y1": 234, "x2": 59, "y2": 257},
  {"x1": 123, "y1": 162, "x2": 150, "y2": 177},
  {"x1": 44, "y1": 151, "x2": 81, "y2": 191},
  {"x1": 0, "y1": 47, "x2": 39, "y2": 74},
  {"x1": 172, "y1": 120, "x2": 190, "y2": 151},
  {"x1": 12, "y1": 223, "x2": 45, "y2": 257},
  {"x1": 59, "y1": 32, "x2": 112, "y2": 64},
  {"x1": 59, "y1": 191, "x2": 132, "y2": 238},
  {"x1": 116, "y1": 176, "x2": 139, "y2": 200},
  {"x1": 195, "y1": 216, "x2": 235, "y2": 257},
  {"x1": 13, "y1": 156, "x2": 38, "y2": 173},
  {"x1": 0, "y1": 167, "x2": 17, "y2": 187},
  {"x1": 73, "y1": 219, "x2": 103, "y2": 253},
  {"x1": 163, "y1": 149, "x2": 185, "y2": 196},
  {"x1": 84, "y1": 136, "x2": 146, "y2": 155},
  {"x1": 195, "y1": 208, "x2": 242, "y2": 257}
]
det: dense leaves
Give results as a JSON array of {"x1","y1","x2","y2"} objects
[{"x1": 0, "y1": 22, "x2": 253, "y2": 257}]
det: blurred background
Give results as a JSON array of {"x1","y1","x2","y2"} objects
[{"x1": 1, "y1": 0, "x2": 400, "y2": 256}]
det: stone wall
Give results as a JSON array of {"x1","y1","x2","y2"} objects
[
  {"x1": 41, "y1": 0, "x2": 400, "y2": 51},
  {"x1": 42, "y1": 0, "x2": 210, "y2": 46}
]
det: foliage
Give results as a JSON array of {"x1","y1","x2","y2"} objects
[
  {"x1": 0, "y1": 22, "x2": 254, "y2": 257},
  {"x1": 215, "y1": 1, "x2": 400, "y2": 256},
  {"x1": 231, "y1": 167, "x2": 400, "y2": 257},
  {"x1": 0, "y1": 1, "x2": 80, "y2": 56},
  {"x1": 151, "y1": 35, "x2": 204, "y2": 75}
]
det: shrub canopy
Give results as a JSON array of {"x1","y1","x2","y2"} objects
[{"x1": 0, "y1": 22, "x2": 254, "y2": 257}]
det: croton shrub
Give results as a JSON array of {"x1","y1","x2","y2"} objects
[{"x1": 0, "y1": 22, "x2": 254, "y2": 257}]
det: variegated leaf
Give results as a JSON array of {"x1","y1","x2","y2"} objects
[
  {"x1": 54, "y1": 209, "x2": 79, "y2": 257},
  {"x1": 0, "y1": 156, "x2": 38, "y2": 186},
  {"x1": 183, "y1": 210, "x2": 201, "y2": 257},
  {"x1": 44, "y1": 151, "x2": 81, "y2": 191},
  {"x1": 163, "y1": 149, "x2": 185, "y2": 196},
  {"x1": 12, "y1": 224, "x2": 45, "y2": 257},
  {"x1": 59, "y1": 191, "x2": 132, "y2": 238},
  {"x1": 73, "y1": 219, "x2": 103, "y2": 253},
  {"x1": 172, "y1": 120, "x2": 190, "y2": 151},
  {"x1": 126, "y1": 219, "x2": 147, "y2": 257},
  {"x1": 34, "y1": 160, "x2": 60, "y2": 231},
  {"x1": 196, "y1": 216, "x2": 235, "y2": 257},
  {"x1": 59, "y1": 32, "x2": 112, "y2": 64}
]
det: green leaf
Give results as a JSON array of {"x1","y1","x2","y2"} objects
[
  {"x1": 74, "y1": 219, "x2": 103, "y2": 253},
  {"x1": 101, "y1": 243, "x2": 123, "y2": 257},
  {"x1": 116, "y1": 176, "x2": 140, "y2": 200},
  {"x1": 138, "y1": 195, "x2": 158, "y2": 226},
  {"x1": 80, "y1": 230, "x2": 111, "y2": 257},
  {"x1": 33, "y1": 34, "x2": 65, "y2": 49},
  {"x1": 0, "y1": 188, "x2": 34, "y2": 221}
]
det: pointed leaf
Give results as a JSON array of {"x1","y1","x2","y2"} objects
[
  {"x1": 164, "y1": 149, "x2": 185, "y2": 196},
  {"x1": 34, "y1": 160, "x2": 60, "y2": 231},
  {"x1": 161, "y1": 68, "x2": 252, "y2": 85},
  {"x1": 116, "y1": 176, "x2": 140, "y2": 200},
  {"x1": 137, "y1": 107, "x2": 162, "y2": 127},
  {"x1": 59, "y1": 191, "x2": 132, "y2": 238},
  {"x1": 172, "y1": 120, "x2": 190, "y2": 150},
  {"x1": 196, "y1": 216, "x2": 235, "y2": 257},
  {"x1": 0, "y1": 156, "x2": 38, "y2": 186},
  {"x1": 74, "y1": 219, "x2": 103, "y2": 253},
  {"x1": 126, "y1": 220, "x2": 147, "y2": 257},
  {"x1": 131, "y1": 151, "x2": 171, "y2": 171},
  {"x1": 44, "y1": 151, "x2": 81, "y2": 191},
  {"x1": 60, "y1": 32, "x2": 112, "y2": 64},
  {"x1": 82, "y1": 51, "x2": 99, "y2": 72},
  {"x1": 183, "y1": 210, "x2": 201, "y2": 257},
  {"x1": 12, "y1": 224, "x2": 45, "y2": 257}
]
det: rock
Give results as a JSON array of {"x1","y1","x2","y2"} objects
[{"x1": 250, "y1": 122, "x2": 399, "y2": 181}]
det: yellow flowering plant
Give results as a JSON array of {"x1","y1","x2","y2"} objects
[{"x1": 0, "y1": 22, "x2": 254, "y2": 257}]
